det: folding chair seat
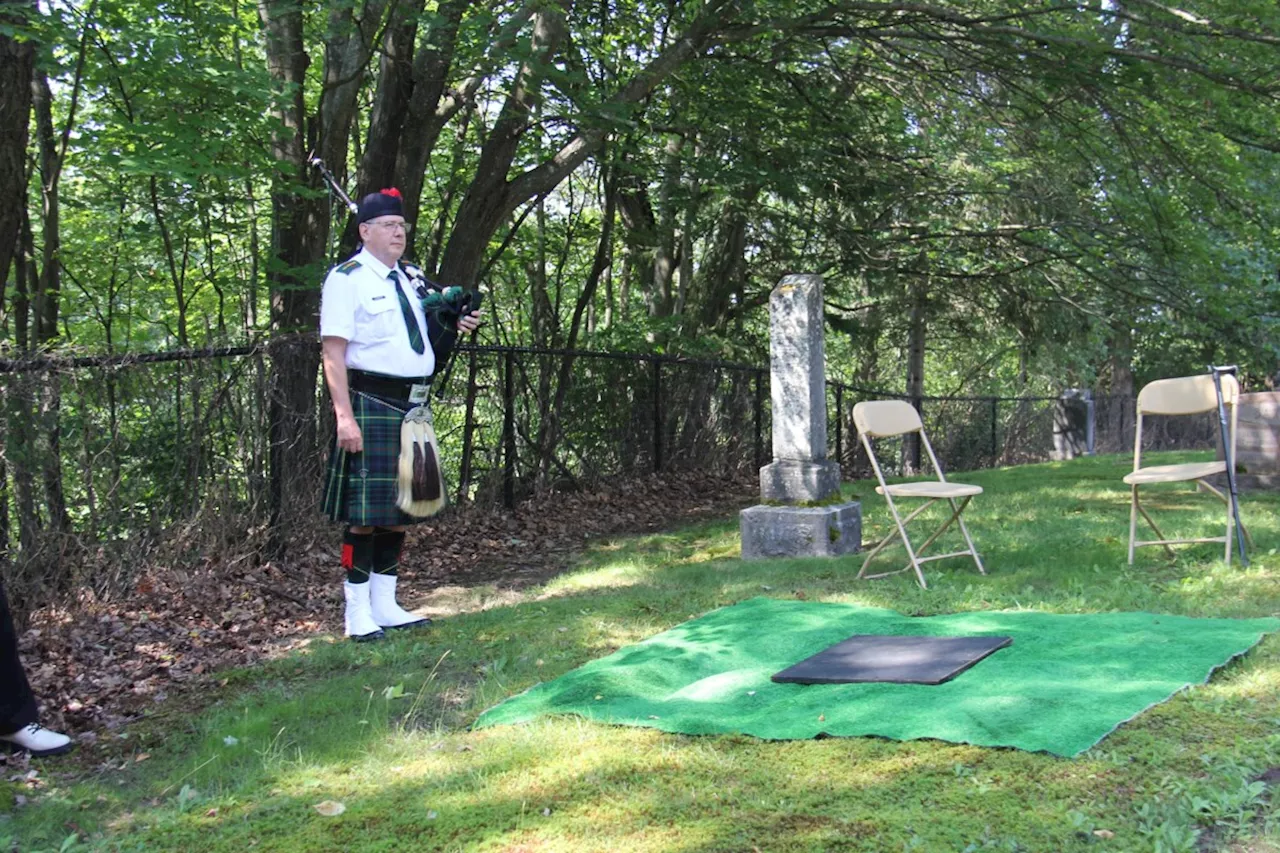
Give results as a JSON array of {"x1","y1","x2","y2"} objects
[
  {"x1": 1124, "y1": 374, "x2": 1251, "y2": 564},
  {"x1": 852, "y1": 400, "x2": 986, "y2": 589}
]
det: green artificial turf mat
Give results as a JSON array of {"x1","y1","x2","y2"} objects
[{"x1": 475, "y1": 597, "x2": 1279, "y2": 756}]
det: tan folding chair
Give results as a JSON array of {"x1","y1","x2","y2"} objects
[
  {"x1": 1124, "y1": 373, "x2": 1251, "y2": 565},
  {"x1": 853, "y1": 400, "x2": 986, "y2": 589}
]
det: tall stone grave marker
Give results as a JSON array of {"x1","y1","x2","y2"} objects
[{"x1": 740, "y1": 274, "x2": 861, "y2": 559}]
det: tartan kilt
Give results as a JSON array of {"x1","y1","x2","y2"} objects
[{"x1": 320, "y1": 391, "x2": 441, "y2": 526}]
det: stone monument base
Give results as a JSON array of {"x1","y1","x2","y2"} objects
[
  {"x1": 740, "y1": 502, "x2": 862, "y2": 560},
  {"x1": 759, "y1": 459, "x2": 842, "y2": 503}
]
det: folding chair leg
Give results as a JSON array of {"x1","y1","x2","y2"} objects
[
  {"x1": 912, "y1": 496, "x2": 985, "y2": 576},
  {"x1": 1128, "y1": 486, "x2": 1139, "y2": 565},
  {"x1": 953, "y1": 500, "x2": 986, "y2": 575},
  {"x1": 1132, "y1": 489, "x2": 1177, "y2": 559},
  {"x1": 1194, "y1": 478, "x2": 1248, "y2": 565},
  {"x1": 859, "y1": 500, "x2": 934, "y2": 579},
  {"x1": 858, "y1": 529, "x2": 902, "y2": 576},
  {"x1": 912, "y1": 498, "x2": 966, "y2": 559},
  {"x1": 885, "y1": 492, "x2": 928, "y2": 590}
]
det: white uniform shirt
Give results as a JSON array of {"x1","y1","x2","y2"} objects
[{"x1": 319, "y1": 248, "x2": 436, "y2": 378}]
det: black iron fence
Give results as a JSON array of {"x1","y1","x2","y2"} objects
[{"x1": 0, "y1": 342, "x2": 1226, "y2": 613}]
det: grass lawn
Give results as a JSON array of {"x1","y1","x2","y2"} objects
[{"x1": 5, "y1": 452, "x2": 1280, "y2": 852}]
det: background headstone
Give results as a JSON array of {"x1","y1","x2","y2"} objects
[
  {"x1": 741, "y1": 274, "x2": 860, "y2": 560},
  {"x1": 1218, "y1": 391, "x2": 1280, "y2": 490},
  {"x1": 759, "y1": 275, "x2": 841, "y2": 503}
]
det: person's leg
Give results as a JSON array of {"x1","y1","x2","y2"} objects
[
  {"x1": 369, "y1": 526, "x2": 430, "y2": 629},
  {"x1": 0, "y1": 581, "x2": 71, "y2": 756},
  {"x1": 341, "y1": 525, "x2": 384, "y2": 641},
  {"x1": 0, "y1": 581, "x2": 38, "y2": 734}
]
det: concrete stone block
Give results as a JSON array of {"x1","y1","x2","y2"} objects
[
  {"x1": 760, "y1": 459, "x2": 842, "y2": 503},
  {"x1": 740, "y1": 502, "x2": 862, "y2": 560}
]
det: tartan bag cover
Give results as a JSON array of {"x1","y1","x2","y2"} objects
[{"x1": 321, "y1": 391, "x2": 436, "y2": 526}]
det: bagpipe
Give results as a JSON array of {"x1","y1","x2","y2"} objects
[{"x1": 312, "y1": 156, "x2": 484, "y2": 517}]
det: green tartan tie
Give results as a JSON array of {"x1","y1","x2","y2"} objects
[{"x1": 390, "y1": 269, "x2": 425, "y2": 354}]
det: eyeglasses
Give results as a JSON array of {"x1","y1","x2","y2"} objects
[{"x1": 367, "y1": 220, "x2": 413, "y2": 235}]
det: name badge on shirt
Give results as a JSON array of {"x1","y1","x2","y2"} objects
[{"x1": 409, "y1": 383, "x2": 431, "y2": 404}]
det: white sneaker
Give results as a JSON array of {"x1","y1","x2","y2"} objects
[
  {"x1": 369, "y1": 573, "x2": 431, "y2": 630},
  {"x1": 343, "y1": 580, "x2": 386, "y2": 642},
  {"x1": 1, "y1": 723, "x2": 73, "y2": 756}
]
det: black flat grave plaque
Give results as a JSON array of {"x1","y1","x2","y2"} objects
[{"x1": 772, "y1": 634, "x2": 1013, "y2": 685}]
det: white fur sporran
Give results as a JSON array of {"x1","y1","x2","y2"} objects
[{"x1": 396, "y1": 405, "x2": 446, "y2": 517}]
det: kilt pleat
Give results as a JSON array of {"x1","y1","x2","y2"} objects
[{"x1": 321, "y1": 391, "x2": 438, "y2": 526}]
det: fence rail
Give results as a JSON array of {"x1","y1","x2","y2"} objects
[{"x1": 0, "y1": 342, "x2": 1222, "y2": 613}]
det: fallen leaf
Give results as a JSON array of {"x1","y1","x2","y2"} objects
[
  {"x1": 134, "y1": 753, "x2": 150, "y2": 763},
  {"x1": 1093, "y1": 830, "x2": 1114, "y2": 839},
  {"x1": 313, "y1": 800, "x2": 346, "y2": 817}
]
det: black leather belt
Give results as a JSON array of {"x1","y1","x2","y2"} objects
[{"x1": 348, "y1": 369, "x2": 432, "y2": 400}]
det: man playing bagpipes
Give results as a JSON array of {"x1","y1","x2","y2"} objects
[{"x1": 319, "y1": 188, "x2": 482, "y2": 642}]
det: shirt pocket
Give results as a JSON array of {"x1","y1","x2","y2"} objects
[{"x1": 357, "y1": 290, "x2": 401, "y2": 343}]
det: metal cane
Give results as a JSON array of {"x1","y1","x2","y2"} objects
[{"x1": 1209, "y1": 364, "x2": 1248, "y2": 566}]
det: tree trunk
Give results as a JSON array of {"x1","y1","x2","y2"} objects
[
  {"x1": 1, "y1": 1, "x2": 36, "y2": 567},
  {"x1": 436, "y1": 3, "x2": 567, "y2": 287},
  {"x1": 617, "y1": 175, "x2": 658, "y2": 315},
  {"x1": 391, "y1": 0, "x2": 477, "y2": 251},
  {"x1": 0, "y1": 0, "x2": 35, "y2": 289},
  {"x1": 432, "y1": 0, "x2": 741, "y2": 289},
  {"x1": 31, "y1": 70, "x2": 71, "y2": 536},
  {"x1": 651, "y1": 134, "x2": 683, "y2": 317},
  {"x1": 692, "y1": 187, "x2": 757, "y2": 333},
  {"x1": 257, "y1": 0, "x2": 324, "y2": 551},
  {"x1": 1107, "y1": 322, "x2": 1135, "y2": 454},
  {"x1": 905, "y1": 280, "x2": 927, "y2": 473}
]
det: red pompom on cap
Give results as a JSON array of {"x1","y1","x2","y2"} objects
[{"x1": 380, "y1": 187, "x2": 402, "y2": 199}]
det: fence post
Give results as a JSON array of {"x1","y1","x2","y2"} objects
[
  {"x1": 990, "y1": 398, "x2": 998, "y2": 460},
  {"x1": 456, "y1": 344, "x2": 479, "y2": 503},
  {"x1": 753, "y1": 368, "x2": 764, "y2": 470},
  {"x1": 1084, "y1": 389, "x2": 1096, "y2": 455},
  {"x1": 503, "y1": 348, "x2": 515, "y2": 509},
  {"x1": 911, "y1": 398, "x2": 924, "y2": 471},
  {"x1": 652, "y1": 358, "x2": 662, "y2": 473},
  {"x1": 834, "y1": 384, "x2": 843, "y2": 468}
]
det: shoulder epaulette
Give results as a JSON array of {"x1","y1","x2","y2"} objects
[{"x1": 335, "y1": 259, "x2": 361, "y2": 274}]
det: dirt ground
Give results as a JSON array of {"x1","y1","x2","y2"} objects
[{"x1": 13, "y1": 472, "x2": 756, "y2": 741}]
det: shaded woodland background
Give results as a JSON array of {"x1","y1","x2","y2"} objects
[{"x1": 1, "y1": 0, "x2": 1278, "y2": 618}]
